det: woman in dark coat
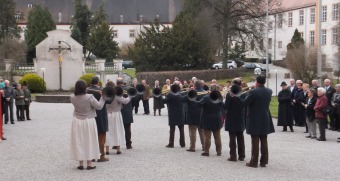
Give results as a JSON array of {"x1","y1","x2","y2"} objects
[
  {"x1": 293, "y1": 83, "x2": 306, "y2": 127},
  {"x1": 224, "y1": 85, "x2": 245, "y2": 161},
  {"x1": 153, "y1": 80, "x2": 164, "y2": 116},
  {"x1": 277, "y1": 82, "x2": 294, "y2": 132},
  {"x1": 303, "y1": 89, "x2": 317, "y2": 138},
  {"x1": 163, "y1": 85, "x2": 186, "y2": 148},
  {"x1": 199, "y1": 92, "x2": 223, "y2": 156}
]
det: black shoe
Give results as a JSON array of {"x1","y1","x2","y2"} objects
[
  {"x1": 87, "y1": 166, "x2": 96, "y2": 170},
  {"x1": 311, "y1": 136, "x2": 317, "y2": 139},
  {"x1": 126, "y1": 146, "x2": 133, "y2": 149},
  {"x1": 186, "y1": 149, "x2": 195, "y2": 152},
  {"x1": 305, "y1": 136, "x2": 311, "y2": 138},
  {"x1": 27, "y1": 118, "x2": 31, "y2": 120},
  {"x1": 201, "y1": 153, "x2": 209, "y2": 156},
  {"x1": 303, "y1": 131, "x2": 308, "y2": 133},
  {"x1": 316, "y1": 138, "x2": 326, "y2": 141},
  {"x1": 4, "y1": 122, "x2": 8, "y2": 124},
  {"x1": 1, "y1": 137, "x2": 6, "y2": 140},
  {"x1": 77, "y1": 166, "x2": 84, "y2": 170},
  {"x1": 11, "y1": 122, "x2": 15, "y2": 124}
]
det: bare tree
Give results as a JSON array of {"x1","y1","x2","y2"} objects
[
  {"x1": 200, "y1": 0, "x2": 282, "y2": 68},
  {"x1": 0, "y1": 37, "x2": 27, "y2": 64}
]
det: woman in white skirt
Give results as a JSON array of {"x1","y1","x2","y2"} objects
[
  {"x1": 70, "y1": 80, "x2": 105, "y2": 170},
  {"x1": 105, "y1": 80, "x2": 131, "y2": 154}
]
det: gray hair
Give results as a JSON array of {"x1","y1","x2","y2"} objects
[
  {"x1": 317, "y1": 87, "x2": 326, "y2": 94},
  {"x1": 4, "y1": 80, "x2": 9, "y2": 84},
  {"x1": 335, "y1": 84, "x2": 340, "y2": 88}
]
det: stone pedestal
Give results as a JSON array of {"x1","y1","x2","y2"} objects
[
  {"x1": 95, "y1": 59, "x2": 106, "y2": 72},
  {"x1": 114, "y1": 59, "x2": 123, "y2": 71},
  {"x1": 4, "y1": 59, "x2": 15, "y2": 72}
]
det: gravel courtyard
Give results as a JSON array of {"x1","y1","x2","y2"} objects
[{"x1": 1, "y1": 100, "x2": 340, "y2": 181}]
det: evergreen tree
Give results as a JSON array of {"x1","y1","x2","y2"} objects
[
  {"x1": 0, "y1": 0, "x2": 20, "y2": 42},
  {"x1": 287, "y1": 29, "x2": 305, "y2": 49},
  {"x1": 24, "y1": 5, "x2": 56, "y2": 63},
  {"x1": 73, "y1": 0, "x2": 92, "y2": 57},
  {"x1": 87, "y1": 5, "x2": 119, "y2": 61},
  {"x1": 71, "y1": 22, "x2": 82, "y2": 44}
]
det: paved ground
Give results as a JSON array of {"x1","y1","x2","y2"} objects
[{"x1": 1, "y1": 100, "x2": 340, "y2": 181}]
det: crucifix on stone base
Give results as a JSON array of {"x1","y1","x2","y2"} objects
[{"x1": 48, "y1": 41, "x2": 71, "y2": 90}]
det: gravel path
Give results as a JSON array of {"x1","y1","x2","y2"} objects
[{"x1": 1, "y1": 100, "x2": 340, "y2": 181}]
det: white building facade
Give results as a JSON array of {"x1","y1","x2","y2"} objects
[{"x1": 246, "y1": 0, "x2": 340, "y2": 71}]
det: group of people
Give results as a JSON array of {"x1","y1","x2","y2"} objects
[
  {"x1": 0, "y1": 79, "x2": 32, "y2": 142},
  {"x1": 277, "y1": 79, "x2": 340, "y2": 142}
]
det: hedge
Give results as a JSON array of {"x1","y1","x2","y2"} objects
[
  {"x1": 19, "y1": 73, "x2": 46, "y2": 93},
  {"x1": 136, "y1": 69, "x2": 253, "y2": 87}
]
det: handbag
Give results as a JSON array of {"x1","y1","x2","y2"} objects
[{"x1": 322, "y1": 106, "x2": 333, "y2": 115}]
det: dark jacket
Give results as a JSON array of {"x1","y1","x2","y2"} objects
[
  {"x1": 277, "y1": 89, "x2": 293, "y2": 126},
  {"x1": 305, "y1": 96, "x2": 317, "y2": 119},
  {"x1": 14, "y1": 89, "x2": 25, "y2": 106},
  {"x1": 153, "y1": 86, "x2": 165, "y2": 109},
  {"x1": 87, "y1": 85, "x2": 112, "y2": 133},
  {"x1": 332, "y1": 92, "x2": 340, "y2": 115},
  {"x1": 199, "y1": 95, "x2": 223, "y2": 131},
  {"x1": 23, "y1": 88, "x2": 32, "y2": 105},
  {"x1": 241, "y1": 85, "x2": 275, "y2": 135},
  {"x1": 325, "y1": 86, "x2": 336, "y2": 106},
  {"x1": 121, "y1": 85, "x2": 133, "y2": 124},
  {"x1": 224, "y1": 93, "x2": 245, "y2": 133},
  {"x1": 293, "y1": 89, "x2": 306, "y2": 124},
  {"x1": 185, "y1": 88, "x2": 205, "y2": 126},
  {"x1": 288, "y1": 85, "x2": 298, "y2": 99},
  {"x1": 314, "y1": 95, "x2": 328, "y2": 119},
  {"x1": 163, "y1": 93, "x2": 186, "y2": 126},
  {"x1": 3, "y1": 86, "x2": 14, "y2": 103}
]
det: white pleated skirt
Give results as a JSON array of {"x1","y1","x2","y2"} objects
[
  {"x1": 70, "y1": 117, "x2": 100, "y2": 161},
  {"x1": 106, "y1": 112, "x2": 126, "y2": 147}
]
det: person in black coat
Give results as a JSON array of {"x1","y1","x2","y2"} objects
[
  {"x1": 324, "y1": 79, "x2": 336, "y2": 130},
  {"x1": 303, "y1": 89, "x2": 317, "y2": 138},
  {"x1": 87, "y1": 76, "x2": 112, "y2": 162},
  {"x1": 131, "y1": 79, "x2": 141, "y2": 114},
  {"x1": 185, "y1": 80, "x2": 205, "y2": 152},
  {"x1": 292, "y1": 83, "x2": 306, "y2": 127},
  {"x1": 153, "y1": 80, "x2": 165, "y2": 116},
  {"x1": 224, "y1": 85, "x2": 245, "y2": 161},
  {"x1": 118, "y1": 78, "x2": 134, "y2": 149},
  {"x1": 199, "y1": 91, "x2": 223, "y2": 157},
  {"x1": 277, "y1": 82, "x2": 294, "y2": 132},
  {"x1": 163, "y1": 84, "x2": 186, "y2": 148},
  {"x1": 238, "y1": 75, "x2": 274, "y2": 168}
]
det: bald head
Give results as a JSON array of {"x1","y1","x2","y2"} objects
[
  {"x1": 289, "y1": 79, "x2": 295, "y2": 86},
  {"x1": 324, "y1": 79, "x2": 331, "y2": 87}
]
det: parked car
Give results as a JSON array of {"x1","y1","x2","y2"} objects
[
  {"x1": 212, "y1": 60, "x2": 237, "y2": 69},
  {"x1": 242, "y1": 63, "x2": 267, "y2": 72},
  {"x1": 261, "y1": 57, "x2": 272, "y2": 64},
  {"x1": 122, "y1": 60, "x2": 134, "y2": 69}
]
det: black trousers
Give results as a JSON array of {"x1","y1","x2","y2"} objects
[
  {"x1": 4, "y1": 101, "x2": 14, "y2": 123},
  {"x1": 132, "y1": 97, "x2": 140, "y2": 114},
  {"x1": 317, "y1": 119, "x2": 327, "y2": 140},
  {"x1": 23, "y1": 105, "x2": 30, "y2": 119},
  {"x1": 142, "y1": 99, "x2": 150, "y2": 114},
  {"x1": 16, "y1": 105, "x2": 24, "y2": 121},
  {"x1": 249, "y1": 135, "x2": 268, "y2": 166},
  {"x1": 123, "y1": 123, "x2": 132, "y2": 147},
  {"x1": 329, "y1": 112, "x2": 336, "y2": 128}
]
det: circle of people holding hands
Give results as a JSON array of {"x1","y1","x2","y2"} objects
[{"x1": 70, "y1": 75, "x2": 275, "y2": 170}]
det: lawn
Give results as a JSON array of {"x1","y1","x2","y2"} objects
[
  {"x1": 270, "y1": 96, "x2": 278, "y2": 118},
  {"x1": 122, "y1": 68, "x2": 136, "y2": 78}
]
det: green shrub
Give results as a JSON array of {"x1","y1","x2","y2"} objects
[
  {"x1": 19, "y1": 73, "x2": 46, "y2": 93},
  {"x1": 79, "y1": 73, "x2": 102, "y2": 87}
]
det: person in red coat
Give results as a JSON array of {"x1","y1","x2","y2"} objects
[
  {"x1": 0, "y1": 90, "x2": 5, "y2": 141},
  {"x1": 314, "y1": 87, "x2": 328, "y2": 141}
]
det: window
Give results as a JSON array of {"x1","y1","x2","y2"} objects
[
  {"x1": 268, "y1": 38, "x2": 272, "y2": 49},
  {"x1": 250, "y1": 40, "x2": 255, "y2": 51},
  {"x1": 129, "y1": 30, "x2": 135, "y2": 38},
  {"x1": 333, "y1": 3, "x2": 339, "y2": 20},
  {"x1": 113, "y1": 30, "x2": 118, "y2": 38},
  {"x1": 333, "y1": 28, "x2": 338, "y2": 44},
  {"x1": 28, "y1": 4, "x2": 32, "y2": 8},
  {"x1": 310, "y1": 31, "x2": 315, "y2": 46},
  {"x1": 321, "y1": 30, "x2": 327, "y2": 45},
  {"x1": 322, "y1": 6, "x2": 327, "y2": 22},
  {"x1": 278, "y1": 14, "x2": 283, "y2": 28},
  {"x1": 268, "y1": 22, "x2": 273, "y2": 30},
  {"x1": 310, "y1": 8, "x2": 315, "y2": 24},
  {"x1": 288, "y1": 12, "x2": 293, "y2": 27},
  {"x1": 299, "y1": 10, "x2": 304, "y2": 25},
  {"x1": 300, "y1": 32, "x2": 304, "y2": 38},
  {"x1": 278, "y1": 41, "x2": 282, "y2": 48},
  {"x1": 14, "y1": 14, "x2": 20, "y2": 21},
  {"x1": 322, "y1": 54, "x2": 327, "y2": 67}
]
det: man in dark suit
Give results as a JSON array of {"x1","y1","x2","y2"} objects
[
  {"x1": 87, "y1": 77, "x2": 111, "y2": 162},
  {"x1": 141, "y1": 80, "x2": 150, "y2": 115},
  {"x1": 3, "y1": 80, "x2": 14, "y2": 124},
  {"x1": 118, "y1": 78, "x2": 134, "y2": 149},
  {"x1": 324, "y1": 79, "x2": 336, "y2": 130},
  {"x1": 238, "y1": 75, "x2": 275, "y2": 168}
]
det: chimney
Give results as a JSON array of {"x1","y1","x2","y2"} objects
[
  {"x1": 120, "y1": 15, "x2": 124, "y2": 23},
  {"x1": 58, "y1": 12, "x2": 62, "y2": 23}
]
